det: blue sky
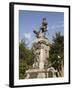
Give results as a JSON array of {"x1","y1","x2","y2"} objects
[{"x1": 19, "y1": 10, "x2": 64, "y2": 48}]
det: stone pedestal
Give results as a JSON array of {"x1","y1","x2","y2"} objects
[{"x1": 25, "y1": 38, "x2": 56, "y2": 79}]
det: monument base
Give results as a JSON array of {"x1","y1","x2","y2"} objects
[{"x1": 25, "y1": 67, "x2": 57, "y2": 79}]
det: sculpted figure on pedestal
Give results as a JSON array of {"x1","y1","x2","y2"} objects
[{"x1": 33, "y1": 18, "x2": 48, "y2": 38}]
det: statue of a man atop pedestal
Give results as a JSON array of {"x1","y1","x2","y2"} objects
[
  {"x1": 32, "y1": 18, "x2": 49, "y2": 70},
  {"x1": 33, "y1": 18, "x2": 48, "y2": 38},
  {"x1": 40, "y1": 18, "x2": 48, "y2": 33}
]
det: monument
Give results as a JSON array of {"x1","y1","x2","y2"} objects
[{"x1": 26, "y1": 18, "x2": 57, "y2": 79}]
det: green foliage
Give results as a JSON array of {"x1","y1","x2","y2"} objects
[
  {"x1": 49, "y1": 32, "x2": 64, "y2": 76},
  {"x1": 19, "y1": 40, "x2": 34, "y2": 79}
]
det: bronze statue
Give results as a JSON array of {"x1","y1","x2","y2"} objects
[
  {"x1": 33, "y1": 18, "x2": 48, "y2": 38},
  {"x1": 40, "y1": 18, "x2": 48, "y2": 32}
]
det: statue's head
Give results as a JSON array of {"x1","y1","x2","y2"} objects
[{"x1": 43, "y1": 18, "x2": 46, "y2": 21}]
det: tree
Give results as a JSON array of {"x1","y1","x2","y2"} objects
[
  {"x1": 49, "y1": 32, "x2": 64, "y2": 77},
  {"x1": 19, "y1": 40, "x2": 34, "y2": 79}
]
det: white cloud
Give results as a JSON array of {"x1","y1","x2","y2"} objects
[
  {"x1": 49, "y1": 21, "x2": 64, "y2": 30},
  {"x1": 24, "y1": 32, "x2": 31, "y2": 39},
  {"x1": 51, "y1": 24, "x2": 64, "y2": 30},
  {"x1": 24, "y1": 32, "x2": 34, "y2": 48}
]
